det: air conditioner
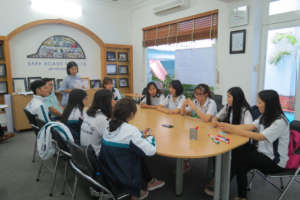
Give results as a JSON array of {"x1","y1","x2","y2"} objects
[{"x1": 153, "y1": 0, "x2": 186, "y2": 14}]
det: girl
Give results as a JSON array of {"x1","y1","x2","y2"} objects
[
  {"x1": 157, "y1": 80, "x2": 185, "y2": 114},
  {"x1": 140, "y1": 82, "x2": 164, "y2": 109},
  {"x1": 80, "y1": 89, "x2": 113, "y2": 156},
  {"x1": 61, "y1": 89, "x2": 88, "y2": 144},
  {"x1": 181, "y1": 84, "x2": 217, "y2": 122},
  {"x1": 218, "y1": 90, "x2": 289, "y2": 200},
  {"x1": 100, "y1": 98, "x2": 165, "y2": 200},
  {"x1": 103, "y1": 77, "x2": 123, "y2": 101},
  {"x1": 59, "y1": 61, "x2": 84, "y2": 107},
  {"x1": 204, "y1": 87, "x2": 253, "y2": 196}
]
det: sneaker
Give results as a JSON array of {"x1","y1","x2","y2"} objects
[
  {"x1": 147, "y1": 178, "x2": 165, "y2": 191},
  {"x1": 89, "y1": 187, "x2": 100, "y2": 197},
  {"x1": 204, "y1": 184, "x2": 214, "y2": 196},
  {"x1": 184, "y1": 160, "x2": 191, "y2": 173},
  {"x1": 139, "y1": 190, "x2": 149, "y2": 200},
  {"x1": 0, "y1": 133, "x2": 14, "y2": 142}
]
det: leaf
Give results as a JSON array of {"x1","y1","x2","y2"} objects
[
  {"x1": 270, "y1": 51, "x2": 291, "y2": 65},
  {"x1": 272, "y1": 33, "x2": 297, "y2": 46}
]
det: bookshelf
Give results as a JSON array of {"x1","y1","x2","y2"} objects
[
  {"x1": 102, "y1": 44, "x2": 133, "y2": 94},
  {"x1": 0, "y1": 36, "x2": 12, "y2": 104}
]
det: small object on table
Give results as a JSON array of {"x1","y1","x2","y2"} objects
[
  {"x1": 208, "y1": 134, "x2": 220, "y2": 144},
  {"x1": 189, "y1": 126, "x2": 199, "y2": 140},
  {"x1": 216, "y1": 135, "x2": 230, "y2": 144}
]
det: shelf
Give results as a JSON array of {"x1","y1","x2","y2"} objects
[{"x1": 0, "y1": 60, "x2": 5, "y2": 64}]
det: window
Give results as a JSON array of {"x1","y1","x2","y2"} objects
[{"x1": 269, "y1": 0, "x2": 300, "y2": 15}]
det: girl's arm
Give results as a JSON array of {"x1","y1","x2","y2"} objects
[
  {"x1": 156, "y1": 106, "x2": 179, "y2": 114},
  {"x1": 186, "y1": 99, "x2": 212, "y2": 122},
  {"x1": 140, "y1": 103, "x2": 159, "y2": 109}
]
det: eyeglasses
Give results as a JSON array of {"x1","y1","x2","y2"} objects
[{"x1": 194, "y1": 93, "x2": 205, "y2": 97}]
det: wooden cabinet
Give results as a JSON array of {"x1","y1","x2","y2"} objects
[{"x1": 0, "y1": 36, "x2": 12, "y2": 105}]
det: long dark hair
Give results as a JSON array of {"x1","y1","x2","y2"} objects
[
  {"x1": 109, "y1": 98, "x2": 137, "y2": 132},
  {"x1": 258, "y1": 90, "x2": 287, "y2": 128},
  {"x1": 194, "y1": 84, "x2": 212, "y2": 98},
  {"x1": 224, "y1": 87, "x2": 251, "y2": 125},
  {"x1": 66, "y1": 61, "x2": 78, "y2": 75},
  {"x1": 145, "y1": 82, "x2": 161, "y2": 105},
  {"x1": 61, "y1": 89, "x2": 87, "y2": 123},
  {"x1": 87, "y1": 89, "x2": 113, "y2": 118},
  {"x1": 170, "y1": 80, "x2": 183, "y2": 97}
]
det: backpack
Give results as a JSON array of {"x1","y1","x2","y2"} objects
[{"x1": 286, "y1": 129, "x2": 300, "y2": 169}]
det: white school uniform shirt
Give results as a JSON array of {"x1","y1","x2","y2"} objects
[
  {"x1": 68, "y1": 107, "x2": 86, "y2": 121},
  {"x1": 80, "y1": 111, "x2": 108, "y2": 156},
  {"x1": 162, "y1": 94, "x2": 186, "y2": 110},
  {"x1": 113, "y1": 88, "x2": 122, "y2": 101},
  {"x1": 253, "y1": 117, "x2": 289, "y2": 168},
  {"x1": 25, "y1": 95, "x2": 50, "y2": 122},
  {"x1": 185, "y1": 98, "x2": 217, "y2": 116},
  {"x1": 216, "y1": 105, "x2": 253, "y2": 124},
  {"x1": 141, "y1": 94, "x2": 165, "y2": 106}
]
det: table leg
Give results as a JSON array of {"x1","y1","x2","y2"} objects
[
  {"x1": 213, "y1": 155, "x2": 222, "y2": 200},
  {"x1": 221, "y1": 151, "x2": 232, "y2": 200},
  {"x1": 176, "y1": 158, "x2": 184, "y2": 196}
]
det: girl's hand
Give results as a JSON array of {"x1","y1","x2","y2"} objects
[
  {"x1": 218, "y1": 122, "x2": 234, "y2": 133},
  {"x1": 143, "y1": 128, "x2": 151, "y2": 137}
]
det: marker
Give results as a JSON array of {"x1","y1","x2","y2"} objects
[
  {"x1": 195, "y1": 126, "x2": 199, "y2": 130},
  {"x1": 216, "y1": 135, "x2": 230, "y2": 144},
  {"x1": 217, "y1": 134, "x2": 230, "y2": 142},
  {"x1": 208, "y1": 134, "x2": 220, "y2": 144},
  {"x1": 219, "y1": 131, "x2": 226, "y2": 136}
]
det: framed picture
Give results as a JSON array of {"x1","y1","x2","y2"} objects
[
  {"x1": 119, "y1": 78, "x2": 129, "y2": 88},
  {"x1": 90, "y1": 79, "x2": 101, "y2": 88},
  {"x1": 0, "y1": 44, "x2": 4, "y2": 59},
  {"x1": 56, "y1": 79, "x2": 63, "y2": 90},
  {"x1": 112, "y1": 78, "x2": 117, "y2": 88},
  {"x1": 118, "y1": 65, "x2": 128, "y2": 75},
  {"x1": 27, "y1": 77, "x2": 41, "y2": 91},
  {"x1": 80, "y1": 77, "x2": 90, "y2": 89},
  {"x1": 13, "y1": 78, "x2": 27, "y2": 93},
  {"x1": 0, "y1": 64, "x2": 6, "y2": 77},
  {"x1": 230, "y1": 29, "x2": 246, "y2": 54},
  {"x1": 106, "y1": 64, "x2": 117, "y2": 75},
  {"x1": 106, "y1": 51, "x2": 116, "y2": 61},
  {"x1": 0, "y1": 81, "x2": 8, "y2": 94},
  {"x1": 118, "y1": 52, "x2": 128, "y2": 62}
]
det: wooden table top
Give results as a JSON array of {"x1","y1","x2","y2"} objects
[
  {"x1": 130, "y1": 107, "x2": 249, "y2": 159},
  {"x1": 123, "y1": 93, "x2": 144, "y2": 98}
]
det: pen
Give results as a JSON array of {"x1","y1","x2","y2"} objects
[{"x1": 208, "y1": 134, "x2": 220, "y2": 144}]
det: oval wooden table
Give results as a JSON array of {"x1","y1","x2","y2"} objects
[{"x1": 130, "y1": 107, "x2": 249, "y2": 200}]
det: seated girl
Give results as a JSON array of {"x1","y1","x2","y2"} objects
[
  {"x1": 140, "y1": 82, "x2": 164, "y2": 109},
  {"x1": 80, "y1": 89, "x2": 114, "y2": 156},
  {"x1": 157, "y1": 80, "x2": 185, "y2": 114},
  {"x1": 103, "y1": 77, "x2": 123, "y2": 101},
  {"x1": 60, "y1": 89, "x2": 88, "y2": 144},
  {"x1": 181, "y1": 84, "x2": 217, "y2": 122},
  {"x1": 100, "y1": 98, "x2": 165, "y2": 200},
  {"x1": 218, "y1": 90, "x2": 289, "y2": 200}
]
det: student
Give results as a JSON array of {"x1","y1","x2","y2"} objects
[
  {"x1": 218, "y1": 90, "x2": 289, "y2": 200},
  {"x1": 181, "y1": 84, "x2": 217, "y2": 122},
  {"x1": 42, "y1": 78, "x2": 63, "y2": 120},
  {"x1": 157, "y1": 80, "x2": 185, "y2": 114},
  {"x1": 100, "y1": 98, "x2": 165, "y2": 200},
  {"x1": 60, "y1": 89, "x2": 88, "y2": 144},
  {"x1": 59, "y1": 61, "x2": 83, "y2": 107},
  {"x1": 140, "y1": 82, "x2": 164, "y2": 109},
  {"x1": 25, "y1": 80, "x2": 51, "y2": 122},
  {"x1": 204, "y1": 87, "x2": 253, "y2": 196},
  {"x1": 80, "y1": 89, "x2": 114, "y2": 156},
  {"x1": 103, "y1": 77, "x2": 123, "y2": 101}
]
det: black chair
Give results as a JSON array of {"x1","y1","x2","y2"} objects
[
  {"x1": 213, "y1": 94, "x2": 223, "y2": 112},
  {"x1": 247, "y1": 120, "x2": 300, "y2": 200},
  {"x1": 68, "y1": 141, "x2": 129, "y2": 200}
]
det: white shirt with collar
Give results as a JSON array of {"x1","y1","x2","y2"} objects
[
  {"x1": 162, "y1": 94, "x2": 186, "y2": 110},
  {"x1": 113, "y1": 88, "x2": 122, "y2": 101},
  {"x1": 186, "y1": 98, "x2": 217, "y2": 116},
  {"x1": 25, "y1": 95, "x2": 50, "y2": 122},
  {"x1": 216, "y1": 105, "x2": 253, "y2": 124},
  {"x1": 80, "y1": 111, "x2": 109, "y2": 156},
  {"x1": 68, "y1": 107, "x2": 86, "y2": 121},
  {"x1": 253, "y1": 117, "x2": 289, "y2": 168},
  {"x1": 141, "y1": 94, "x2": 165, "y2": 106}
]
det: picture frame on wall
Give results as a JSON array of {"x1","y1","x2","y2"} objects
[
  {"x1": 0, "y1": 64, "x2": 6, "y2": 77},
  {"x1": 119, "y1": 78, "x2": 129, "y2": 88},
  {"x1": 230, "y1": 29, "x2": 246, "y2": 54},
  {"x1": 90, "y1": 79, "x2": 101, "y2": 88},
  {"x1": 106, "y1": 51, "x2": 116, "y2": 61},
  {"x1": 27, "y1": 77, "x2": 42, "y2": 91},
  {"x1": 118, "y1": 65, "x2": 128, "y2": 75},
  {"x1": 112, "y1": 78, "x2": 117, "y2": 88},
  {"x1": 0, "y1": 44, "x2": 4, "y2": 60},
  {"x1": 0, "y1": 81, "x2": 8, "y2": 94},
  {"x1": 56, "y1": 79, "x2": 63, "y2": 91},
  {"x1": 106, "y1": 64, "x2": 117, "y2": 75},
  {"x1": 118, "y1": 52, "x2": 128, "y2": 62},
  {"x1": 80, "y1": 77, "x2": 90, "y2": 89},
  {"x1": 13, "y1": 78, "x2": 27, "y2": 93}
]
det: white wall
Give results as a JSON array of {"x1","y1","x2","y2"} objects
[
  {"x1": 10, "y1": 24, "x2": 101, "y2": 79},
  {"x1": 130, "y1": 0, "x2": 262, "y2": 105}
]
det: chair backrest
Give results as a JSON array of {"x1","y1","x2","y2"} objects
[
  {"x1": 24, "y1": 109, "x2": 36, "y2": 125},
  {"x1": 35, "y1": 116, "x2": 46, "y2": 129},
  {"x1": 290, "y1": 120, "x2": 300, "y2": 132},
  {"x1": 213, "y1": 94, "x2": 223, "y2": 112},
  {"x1": 51, "y1": 127, "x2": 70, "y2": 156},
  {"x1": 250, "y1": 105, "x2": 261, "y2": 121}
]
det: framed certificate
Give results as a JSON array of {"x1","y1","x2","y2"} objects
[
  {"x1": 230, "y1": 29, "x2": 246, "y2": 54},
  {"x1": 106, "y1": 64, "x2": 117, "y2": 75},
  {"x1": 13, "y1": 78, "x2": 27, "y2": 93}
]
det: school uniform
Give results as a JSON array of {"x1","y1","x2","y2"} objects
[
  {"x1": 25, "y1": 95, "x2": 50, "y2": 122},
  {"x1": 113, "y1": 88, "x2": 123, "y2": 101},
  {"x1": 162, "y1": 94, "x2": 186, "y2": 109},
  {"x1": 59, "y1": 75, "x2": 81, "y2": 107},
  {"x1": 216, "y1": 105, "x2": 253, "y2": 124},
  {"x1": 66, "y1": 107, "x2": 86, "y2": 144},
  {"x1": 141, "y1": 94, "x2": 165, "y2": 105},
  {"x1": 186, "y1": 98, "x2": 217, "y2": 117},
  {"x1": 231, "y1": 116, "x2": 289, "y2": 198},
  {"x1": 80, "y1": 111, "x2": 108, "y2": 156},
  {"x1": 99, "y1": 123, "x2": 156, "y2": 197},
  {"x1": 44, "y1": 91, "x2": 63, "y2": 120}
]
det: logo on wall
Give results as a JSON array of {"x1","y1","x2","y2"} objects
[{"x1": 27, "y1": 35, "x2": 86, "y2": 59}]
